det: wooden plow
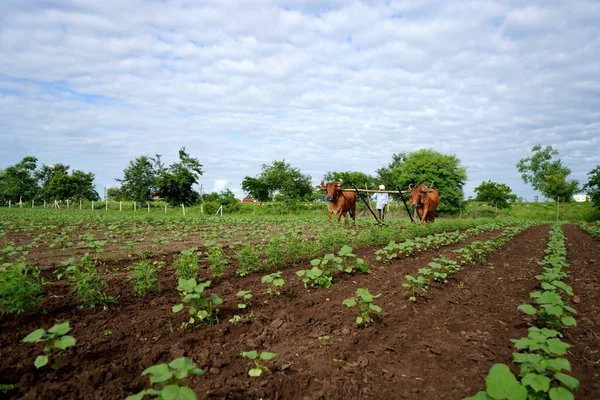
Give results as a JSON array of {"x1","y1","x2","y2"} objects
[{"x1": 343, "y1": 187, "x2": 415, "y2": 224}]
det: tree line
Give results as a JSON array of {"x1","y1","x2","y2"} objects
[{"x1": 2, "y1": 145, "x2": 599, "y2": 214}]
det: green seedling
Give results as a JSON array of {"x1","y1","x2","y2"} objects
[
  {"x1": 402, "y1": 274, "x2": 427, "y2": 302},
  {"x1": 172, "y1": 278, "x2": 222, "y2": 327},
  {"x1": 22, "y1": 321, "x2": 76, "y2": 369},
  {"x1": 126, "y1": 260, "x2": 163, "y2": 297},
  {"x1": 126, "y1": 357, "x2": 204, "y2": 400},
  {"x1": 261, "y1": 272, "x2": 285, "y2": 295},
  {"x1": 342, "y1": 288, "x2": 382, "y2": 327},
  {"x1": 0, "y1": 261, "x2": 46, "y2": 315},
  {"x1": 240, "y1": 350, "x2": 277, "y2": 377},
  {"x1": 173, "y1": 248, "x2": 201, "y2": 280},
  {"x1": 236, "y1": 290, "x2": 252, "y2": 309}
]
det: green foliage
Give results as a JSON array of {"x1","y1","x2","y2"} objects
[
  {"x1": 584, "y1": 165, "x2": 600, "y2": 211},
  {"x1": 62, "y1": 254, "x2": 116, "y2": 308},
  {"x1": 236, "y1": 290, "x2": 252, "y2": 309},
  {"x1": 126, "y1": 357, "x2": 204, "y2": 400},
  {"x1": 174, "y1": 248, "x2": 201, "y2": 280},
  {"x1": 265, "y1": 235, "x2": 287, "y2": 269},
  {"x1": 463, "y1": 364, "x2": 527, "y2": 400},
  {"x1": 242, "y1": 159, "x2": 313, "y2": 203},
  {"x1": 156, "y1": 147, "x2": 203, "y2": 206},
  {"x1": 116, "y1": 155, "x2": 163, "y2": 203},
  {"x1": 516, "y1": 144, "x2": 578, "y2": 202},
  {"x1": 474, "y1": 180, "x2": 518, "y2": 209},
  {"x1": 261, "y1": 272, "x2": 285, "y2": 295},
  {"x1": 172, "y1": 278, "x2": 222, "y2": 327},
  {"x1": 235, "y1": 244, "x2": 261, "y2": 277},
  {"x1": 296, "y1": 246, "x2": 368, "y2": 288},
  {"x1": 0, "y1": 156, "x2": 39, "y2": 202},
  {"x1": 36, "y1": 163, "x2": 100, "y2": 201},
  {"x1": 0, "y1": 261, "x2": 46, "y2": 315},
  {"x1": 377, "y1": 149, "x2": 467, "y2": 214},
  {"x1": 322, "y1": 171, "x2": 379, "y2": 190},
  {"x1": 239, "y1": 350, "x2": 277, "y2": 377},
  {"x1": 126, "y1": 259, "x2": 163, "y2": 296},
  {"x1": 205, "y1": 245, "x2": 228, "y2": 278},
  {"x1": 342, "y1": 288, "x2": 382, "y2": 327},
  {"x1": 22, "y1": 321, "x2": 76, "y2": 369}
]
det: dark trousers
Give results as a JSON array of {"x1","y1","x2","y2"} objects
[{"x1": 378, "y1": 206, "x2": 386, "y2": 221}]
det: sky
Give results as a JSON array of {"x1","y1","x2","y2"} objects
[{"x1": 1, "y1": 0, "x2": 599, "y2": 201}]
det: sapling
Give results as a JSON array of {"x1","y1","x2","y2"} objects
[
  {"x1": 126, "y1": 357, "x2": 204, "y2": 400},
  {"x1": 342, "y1": 288, "x2": 382, "y2": 327},
  {"x1": 236, "y1": 290, "x2": 252, "y2": 309},
  {"x1": 172, "y1": 278, "x2": 223, "y2": 327},
  {"x1": 261, "y1": 272, "x2": 285, "y2": 295},
  {"x1": 240, "y1": 350, "x2": 277, "y2": 377},
  {"x1": 22, "y1": 321, "x2": 76, "y2": 369}
]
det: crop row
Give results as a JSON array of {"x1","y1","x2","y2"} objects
[
  {"x1": 578, "y1": 221, "x2": 600, "y2": 238},
  {"x1": 401, "y1": 222, "x2": 531, "y2": 301},
  {"x1": 465, "y1": 224, "x2": 579, "y2": 400}
]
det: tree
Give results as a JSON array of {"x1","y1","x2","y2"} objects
[
  {"x1": 241, "y1": 160, "x2": 312, "y2": 202},
  {"x1": 35, "y1": 163, "x2": 99, "y2": 201},
  {"x1": 584, "y1": 166, "x2": 600, "y2": 210},
  {"x1": 322, "y1": 171, "x2": 379, "y2": 190},
  {"x1": 155, "y1": 147, "x2": 203, "y2": 206},
  {"x1": 516, "y1": 145, "x2": 578, "y2": 202},
  {"x1": 106, "y1": 187, "x2": 124, "y2": 201},
  {"x1": 474, "y1": 180, "x2": 518, "y2": 209},
  {"x1": 377, "y1": 149, "x2": 467, "y2": 214},
  {"x1": 116, "y1": 155, "x2": 163, "y2": 202},
  {"x1": 0, "y1": 156, "x2": 39, "y2": 202}
]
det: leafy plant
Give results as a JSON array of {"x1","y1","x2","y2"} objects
[
  {"x1": 126, "y1": 357, "x2": 204, "y2": 400},
  {"x1": 126, "y1": 260, "x2": 163, "y2": 297},
  {"x1": 62, "y1": 254, "x2": 116, "y2": 308},
  {"x1": 236, "y1": 244, "x2": 261, "y2": 277},
  {"x1": 296, "y1": 266, "x2": 332, "y2": 288},
  {"x1": 206, "y1": 246, "x2": 228, "y2": 278},
  {"x1": 342, "y1": 288, "x2": 382, "y2": 327},
  {"x1": 0, "y1": 261, "x2": 46, "y2": 315},
  {"x1": 240, "y1": 350, "x2": 277, "y2": 377},
  {"x1": 22, "y1": 321, "x2": 76, "y2": 369},
  {"x1": 173, "y1": 248, "x2": 201, "y2": 280},
  {"x1": 463, "y1": 363, "x2": 527, "y2": 400},
  {"x1": 236, "y1": 290, "x2": 252, "y2": 309},
  {"x1": 172, "y1": 278, "x2": 223, "y2": 327},
  {"x1": 518, "y1": 290, "x2": 577, "y2": 331},
  {"x1": 401, "y1": 274, "x2": 427, "y2": 302},
  {"x1": 261, "y1": 272, "x2": 285, "y2": 295}
]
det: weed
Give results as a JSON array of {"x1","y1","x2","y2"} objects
[{"x1": 0, "y1": 262, "x2": 46, "y2": 315}]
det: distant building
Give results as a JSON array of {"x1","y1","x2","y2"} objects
[
  {"x1": 573, "y1": 194, "x2": 591, "y2": 202},
  {"x1": 241, "y1": 197, "x2": 257, "y2": 203}
]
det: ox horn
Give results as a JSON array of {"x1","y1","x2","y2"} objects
[
  {"x1": 321, "y1": 180, "x2": 326, "y2": 187},
  {"x1": 408, "y1": 183, "x2": 413, "y2": 190},
  {"x1": 338, "y1": 179, "x2": 343, "y2": 185}
]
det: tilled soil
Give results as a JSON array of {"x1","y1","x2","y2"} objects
[{"x1": 1, "y1": 224, "x2": 599, "y2": 399}]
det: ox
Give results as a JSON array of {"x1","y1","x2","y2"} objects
[
  {"x1": 321, "y1": 179, "x2": 356, "y2": 226},
  {"x1": 408, "y1": 183, "x2": 439, "y2": 224}
]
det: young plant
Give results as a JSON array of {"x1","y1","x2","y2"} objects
[
  {"x1": 206, "y1": 245, "x2": 228, "y2": 278},
  {"x1": 518, "y1": 290, "x2": 577, "y2": 331},
  {"x1": 296, "y1": 266, "x2": 332, "y2": 288},
  {"x1": 22, "y1": 321, "x2": 76, "y2": 369},
  {"x1": 402, "y1": 274, "x2": 427, "y2": 302},
  {"x1": 173, "y1": 248, "x2": 201, "y2": 280},
  {"x1": 240, "y1": 350, "x2": 277, "y2": 377},
  {"x1": 0, "y1": 261, "x2": 46, "y2": 315},
  {"x1": 63, "y1": 254, "x2": 116, "y2": 308},
  {"x1": 172, "y1": 278, "x2": 223, "y2": 327},
  {"x1": 261, "y1": 272, "x2": 285, "y2": 295},
  {"x1": 236, "y1": 290, "x2": 252, "y2": 309},
  {"x1": 126, "y1": 260, "x2": 163, "y2": 297},
  {"x1": 236, "y1": 244, "x2": 261, "y2": 277},
  {"x1": 342, "y1": 288, "x2": 382, "y2": 327},
  {"x1": 126, "y1": 357, "x2": 204, "y2": 400}
]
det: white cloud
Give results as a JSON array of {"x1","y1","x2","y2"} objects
[{"x1": 1, "y1": 0, "x2": 599, "y2": 203}]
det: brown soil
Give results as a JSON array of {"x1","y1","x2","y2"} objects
[{"x1": 1, "y1": 224, "x2": 599, "y2": 399}]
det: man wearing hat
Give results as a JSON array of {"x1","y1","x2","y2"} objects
[{"x1": 371, "y1": 185, "x2": 389, "y2": 222}]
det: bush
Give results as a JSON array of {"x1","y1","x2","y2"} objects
[{"x1": 0, "y1": 262, "x2": 46, "y2": 315}]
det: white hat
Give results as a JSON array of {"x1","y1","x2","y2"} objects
[{"x1": 379, "y1": 184, "x2": 385, "y2": 190}]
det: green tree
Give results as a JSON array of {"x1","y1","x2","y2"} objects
[
  {"x1": 241, "y1": 177, "x2": 270, "y2": 203},
  {"x1": 0, "y1": 156, "x2": 39, "y2": 202},
  {"x1": 473, "y1": 180, "x2": 518, "y2": 209},
  {"x1": 116, "y1": 155, "x2": 163, "y2": 202},
  {"x1": 584, "y1": 166, "x2": 600, "y2": 210},
  {"x1": 36, "y1": 164, "x2": 99, "y2": 201},
  {"x1": 106, "y1": 187, "x2": 124, "y2": 201},
  {"x1": 156, "y1": 147, "x2": 203, "y2": 206},
  {"x1": 322, "y1": 171, "x2": 379, "y2": 190},
  {"x1": 377, "y1": 149, "x2": 467, "y2": 214},
  {"x1": 516, "y1": 145, "x2": 578, "y2": 201},
  {"x1": 242, "y1": 160, "x2": 312, "y2": 202}
]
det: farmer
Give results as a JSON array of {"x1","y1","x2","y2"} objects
[{"x1": 371, "y1": 185, "x2": 389, "y2": 222}]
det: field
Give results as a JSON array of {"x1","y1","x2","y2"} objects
[{"x1": 1, "y1": 209, "x2": 599, "y2": 399}]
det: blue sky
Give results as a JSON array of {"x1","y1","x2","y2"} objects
[{"x1": 1, "y1": 0, "x2": 599, "y2": 201}]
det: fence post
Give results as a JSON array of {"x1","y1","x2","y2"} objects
[
  {"x1": 120, "y1": 201, "x2": 122, "y2": 211},
  {"x1": 182, "y1": 204, "x2": 186, "y2": 216},
  {"x1": 44, "y1": 200, "x2": 46, "y2": 208},
  {"x1": 164, "y1": 204, "x2": 167, "y2": 214},
  {"x1": 80, "y1": 199, "x2": 82, "y2": 210},
  {"x1": 32, "y1": 200, "x2": 34, "y2": 208},
  {"x1": 134, "y1": 201, "x2": 137, "y2": 212},
  {"x1": 8, "y1": 200, "x2": 11, "y2": 208},
  {"x1": 92, "y1": 201, "x2": 94, "y2": 210},
  {"x1": 106, "y1": 200, "x2": 108, "y2": 210},
  {"x1": 148, "y1": 203, "x2": 150, "y2": 213},
  {"x1": 67, "y1": 199, "x2": 69, "y2": 209}
]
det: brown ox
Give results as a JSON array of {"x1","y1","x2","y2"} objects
[
  {"x1": 321, "y1": 179, "x2": 356, "y2": 226},
  {"x1": 408, "y1": 183, "x2": 439, "y2": 224}
]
